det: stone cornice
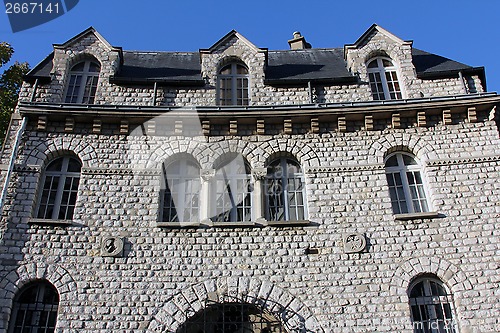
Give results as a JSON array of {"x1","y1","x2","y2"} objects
[
  {"x1": 81, "y1": 167, "x2": 161, "y2": 176},
  {"x1": 307, "y1": 164, "x2": 385, "y2": 173},
  {"x1": 18, "y1": 93, "x2": 500, "y2": 120},
  {"x1": 427, "y1": 155, "x2": 500, "y2": 167}
]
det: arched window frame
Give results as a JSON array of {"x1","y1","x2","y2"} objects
[
  {"x1": 217, "y1": 62, "x2": 250, "y2": 106},
  {"x1": 367, "y1": 57, "x2": 403, "y2": 100},
  {"x1": 177, "y1": 300, "x2": 287, "y2": 333},
  {"x1": 160, "y1": 158, "x2": 201, "y2": 223},
  {"x1": 9, "y1": 281, "x2": 59, "y2": 333},
  {"x1": 408, "y1": 276, "x2": 457, "y2": 333},
  {"x1": 384, "y1": 152, "x2": 430, "y2": 215},
  {"x1": 64, "y1": 60, "x2": 101, "y2": 104},
  {"x1": 265, "y1": 157, "x2": 307, "y2": 221},
  {"x1": 210, "y1": 158, "x2": 253, "y2": 223},
  {"x1": 36, "y1": 156, "x2": 81, "y2": 221}
]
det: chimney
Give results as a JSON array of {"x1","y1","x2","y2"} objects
[{"x1": 288, "y1": 31, "x2": 312, "y2": 49}]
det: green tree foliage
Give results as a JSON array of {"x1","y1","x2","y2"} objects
[{"x1": 0, "y1": 42, "x2": 30, "y2": 144}]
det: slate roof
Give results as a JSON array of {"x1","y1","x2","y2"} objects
[
  {"x1": 265, "y1": 49, "x2": 355, "y2": 85},
  {"x1": 25, "y1": 46, "x2": 484, "y2": 86},
  {"x1": 109, "y1": 51, "x2": 204, "y2": 85}
]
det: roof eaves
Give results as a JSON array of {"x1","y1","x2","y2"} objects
[
  {"x1": 264, "y1": 76, "x2": 357, "y2": 86},
  {"x1": 109, "y1": 76, "x2": 205, "y2": 87}
]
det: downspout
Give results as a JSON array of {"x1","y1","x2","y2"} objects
[
  {"x1": 30, "y1": 79, "x2": 39, "y2": 103},
  {"x1": 0, "y1": 116, "x2": 27, "y2": 214},
  {"x1": 458, "y1": 71, "x2": 468, "y2": 94},
  {"x1": 308, "y1": 81, "x2": 313, "y2": 103},
  {"x1": 153, "y1": 82, "x2": 158, "y2": 106}
]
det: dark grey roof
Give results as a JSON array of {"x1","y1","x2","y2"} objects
[
  {"x1": 412, "y1": 48, "x2": 480, "y2": 77},
  {"x1": 24, "y1": 52, "x2": 54, "y2": 83},
  {"x1": 265, "y1": 48, "x2": 355, "y2": 85},
  {"x1": 24, "y1": 46, "x2": 484, "y2": 87},
  {"x1": 110, "y1": 51, "x2": 204, "y2": 86}
]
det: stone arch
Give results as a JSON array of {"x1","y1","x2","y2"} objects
[
  {"x1": 390, "y1": 257, "x2": 471, "y2": 299},
  {"x1": 208, "y1": 139, "x2": 260, "y2": 169},
  {"x1": 147, "y1": 277, "x2": 323, "y2": 333},
  {"x1": 259, "y1": 139, "x2": 320, "y2": 169},
  {"x1": 142, "y1": 139, "x2": 207, "y2": 170},
  {"x1": 25, "y1": 137, "x2": 95, "y2": 168},
  {"x1": 367, "y1": 133, "x2": 438, "y2": 165},
  {"x1": 216, "y1": 55, "x2": 248, "y2": 71},
  {"x1": 0, "y1": 263, "x2": 77, "y2": 331},
  {"x1": 65, "y1": 53, "x2": 102, "y2": 73}
]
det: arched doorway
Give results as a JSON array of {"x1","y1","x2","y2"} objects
[{"x1": 177, "y1": 300, "x2": 288, "y2": 333}]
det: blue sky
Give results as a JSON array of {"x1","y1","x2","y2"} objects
[{"x1": 1, "y1": 0, "x2": 499, "y2": 92}]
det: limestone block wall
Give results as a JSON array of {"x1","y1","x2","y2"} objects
[{"x1": 0, "y1": 113, "x2": 499, "y2": 332}]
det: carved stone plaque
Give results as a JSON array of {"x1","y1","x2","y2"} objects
[
  {"x1": 101, "y1": 236, "x2": 124, "y2": 257},
  {"x1": 343, "y1": 233, "x2": 366, "y2": 253}
]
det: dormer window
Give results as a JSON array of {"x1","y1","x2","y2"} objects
[
  {"x1": 367, "y1": 58, "x2": 402, "y2": 100},
  {"x1": 64, "y1": 60, "x2": 100, "y2": 104},
  {"x1": 217, "y1": 62, "x2": 249, "y2": 106}
]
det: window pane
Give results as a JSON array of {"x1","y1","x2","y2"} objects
[
  {"x1": 65, "y1": 61, "x2": 100, "y2": 104},
  {"x1": 10, "y1": 282, "x2": 59, "y2": 333}
]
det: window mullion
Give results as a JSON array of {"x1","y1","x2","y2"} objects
[{"x1": 281, "y1": 159, "x2": 290, "y2": 221}]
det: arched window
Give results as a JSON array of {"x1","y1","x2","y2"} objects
[
  {"x1": 9, "y1": 281, "x2": 59, "y2": 333},
  {"x1": 217, "y1": 62, "x2": 249, "y2": 106},
  {"x1": 160, "y1": 158, "x2": 201, "y2": 222},
  {"x1": 64, "y1": 60, "x2": 100, "y2": 104},
  {"x1": 211, "y1": 157, "x2": 252, "y2": 223},
  {"x1": 265, "y1": 157, "x2": 307, "y2": 221},
  {"x1": 367, "y1": 57, "x2": 402, "y2": 100},
  {"x1": 36, "y1": 156, "x2": 81, "y2": 220},
  {"x1": 408, "y1": 276, "x2": 457, "y2": 333},
  {"x1": 385, "y1": 152, "x2": 429, "y2": 214},
  {"x1": 176, "y1": 301, "x2": 286, "y2": 333}
]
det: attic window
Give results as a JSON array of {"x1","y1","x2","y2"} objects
[
  {"x1": 64, "y1": 60, "x2": 100, "y2": 104},
  {"x1": 367, "y1": 58, "x2": 402, "y2": 100},
  {"x1": 217, "y1": 63, "x2": 249, "y2": 106}
]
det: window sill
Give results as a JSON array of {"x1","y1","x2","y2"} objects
[
  {"x1": 394, "y1": 212, "x2": 442, "y2": 221},
  {"x1": 156, "y1": 220, "x2": 312, "y2": 228},
  {"x1": 265, "y1": 220, "x2": 312, "y2": 227},
  {"x1": 156, "y1": 221, "x2": 201, "y2": 228},
  {"x1": 28, "y1": 218, "x2": 72, "y2": 225}
]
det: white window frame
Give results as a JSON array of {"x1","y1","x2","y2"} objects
[
  {"x1": 265, "y1": 157, "x2": 307, "y2": 221},
  {"x1": 64, "y1": 60, "x2": 100, "y2": 104},
  {"x1": 385, "y1": 152, "x2": 430, "y2": 215},
  {"x1": 36, "y1": 156, "x2": 81, "y2": 220},
  {"x1": 408, "y1": 277, "x2": 457, "y2": 333},
  {"x1": 367, "y1": 57, "x2": 403, "y2": 100},
  {"x1": 217, "y1": 62, "x2": 250, "y2": 106},
  {"x1": 210, "y1": 160, "x2": 253, "y2": 223},
  {"x1": 160, "y1": 159, "x2": 201, "y2": 223}
]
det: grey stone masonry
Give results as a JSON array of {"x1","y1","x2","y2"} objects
[{"x1": 0, "y1": 24, "x2": 499, "y2": 333}]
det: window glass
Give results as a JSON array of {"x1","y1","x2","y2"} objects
[
  {"x1": 265, "y1": 157, "x2": 307, "y2": 221},
  {"x1": 217, "y1": 62, "x2": 249, "y2": 106},
  {"x1": 367, "y1": 57, "x2": 402, "y2": 100},
  {"x1": 9, "y1": 281, "x2": 59, "y2": 333},
  {"x1": 161, "y1": 159, "x2": 201, "y2": 223},
  {"x1": 65, "y1": 60, "x2": 100, "y2": 104},
  {"x1": 385, "y1": 153, "x2": 429, "y2": 214},
  {"x1": 408, "y1": 277, "x2": 457, "y2": 333},
  {"x1": 37, "y1": 156, "x2": 81, "y2": 220}
]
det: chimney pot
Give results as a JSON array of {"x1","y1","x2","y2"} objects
[{"x1": 288, "y1": 31, "x2": 311, "y2": 50}]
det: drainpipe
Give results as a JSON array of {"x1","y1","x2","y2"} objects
[
  {"x1": 0, "y1": 116, "x2": 27, "y2": 214},
  {"x1": 153, "y1": 82, "x2": 158, "y2": 106},
  {"x1": 30, "y1": 79, "x2": 39, "y2": 103},
  {"x1": 458, "y1": 71, "x2": 468, "y2": 94},
  {"x1": 308, "y1": 81, "x2": 313, "y2": 103}
]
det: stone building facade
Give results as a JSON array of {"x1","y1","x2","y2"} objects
[{"x1": 0, "y1": 24, "x2": 499, "y2": 332}]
